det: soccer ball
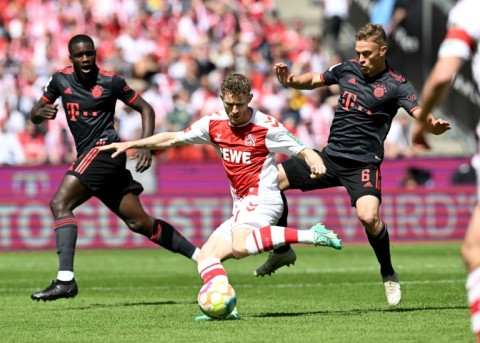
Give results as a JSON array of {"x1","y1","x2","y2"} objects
[{"x1": 197, "y1": 280, "x2": 236, "y2": 319}]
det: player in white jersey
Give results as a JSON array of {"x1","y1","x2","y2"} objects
[
  {"x1": 412, "y1": 0, "x2": 480, "y2": 339},
  {"x1": 98, "y1": 73, "x2": 343, "y2": 320}
]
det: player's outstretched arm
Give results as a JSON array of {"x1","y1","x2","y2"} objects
[
  {"x1": 412, "y1": 56, "x2": 460, "y2": 148},
  {"x1": 411, "y1": 111, "x2": 451, "y2": 150},
  {"x1": 97, "y1": 131, "x2": 182, "y2": 158},
  {"x1": 274, "y1": 63, "x2": 324, "y2": 90},
  {"x1": 412, "y1": 108, "x2": 451, "y2": 135}
]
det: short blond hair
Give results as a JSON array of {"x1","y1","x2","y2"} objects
[{"x1": 356, "y1": 23, "x2": 387, "y2": 46}]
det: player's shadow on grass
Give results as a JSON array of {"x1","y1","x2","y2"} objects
[
  {"x1": 67, "y1": 300, "x2": 188, "y2": 310},
  {"x1": 254, "y1": 305, "x2": 467, "y2": 318},
  {"x1": 52, "y1": 299, "x2": 199, "y2": 311}
]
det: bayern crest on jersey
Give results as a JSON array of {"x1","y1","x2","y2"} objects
[
  {"x1": 373, "y1": 84, "x2": 387, "y2": 98},
  {"x1": 91, "y1": 85, "x2": 103, "y2": 98}
]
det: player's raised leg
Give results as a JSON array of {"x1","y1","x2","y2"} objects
[
  {"x1": 239, "y1": 223, "x2": 342, "y2": 260},
  {"x1": 110, "y1": 191, "x2": 200, "y2": 261}
]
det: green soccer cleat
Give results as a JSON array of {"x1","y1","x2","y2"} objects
[
  {"x1": 311, "y1": 223, "x2": 343, "y2": 250},
  {"x1": 195, "y1": 308, "x2": 239, "y2": 321}
]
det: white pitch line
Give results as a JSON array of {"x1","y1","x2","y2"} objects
[{"x1": 0, "y1": 278, "x2": 465, "y2": 293}]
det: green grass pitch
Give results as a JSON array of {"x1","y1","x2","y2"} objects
[{"x1": 0, "y1": 243, "x2": 472, "y2": 342}]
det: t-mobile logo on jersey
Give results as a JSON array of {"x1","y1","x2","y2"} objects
[
  {"x1": 341, "y1": 91, "x2": 372, "y2": 115},
  {"x1": 220, "y1": 148, "x2": 252, "y2": 164},
  {"x1": 341, "y1": 90, "x2": 357, "y2": 111},
  {"x1": 66, "y1": 102, "x2": 98, "y2": 121}
]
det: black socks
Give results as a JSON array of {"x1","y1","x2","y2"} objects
[
  {"x1": 366, "y1": 224, "x2": 395, "y2": 277},
  {"x1": 55, "y1": 225, "x2": 78, "y2": 272},
  {"x1": 150, "y1": 218, "x2": 198, "y2": 259}
]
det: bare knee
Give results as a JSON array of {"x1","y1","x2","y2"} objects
[
  {"x1": 50, "y1": 194, "x2": 71, "y2": 218},
  {"x1": 357, "y1": 210, "x2": 380, "y2": 235}
]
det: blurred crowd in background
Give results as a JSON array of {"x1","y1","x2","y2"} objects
[{"x1": 0, "y1": 0, "x2": 439, "y2": 167}]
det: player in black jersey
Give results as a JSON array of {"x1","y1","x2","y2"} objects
[
  {"x1": 255, "y1": 23, "x2": 451, "y2": 307},
  {"x1": 29, "y1": 34, "x2": 200, "y2": 301}
]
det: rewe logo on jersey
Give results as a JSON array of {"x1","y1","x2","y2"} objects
[{"x1": 221, "y1": 148, "x2": 252, "y2": 164}]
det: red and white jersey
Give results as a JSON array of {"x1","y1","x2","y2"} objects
[
  {"x1": 177, "y1": 108, "x2": 306, "y2": 198},
  {"x1": 438, "y1": 0, "x2": 480, "y2": 84},
  {"x1": 442, "y1": 0, "x2": 480, "y2": 200}
]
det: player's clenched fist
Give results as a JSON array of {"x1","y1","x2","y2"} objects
[{"x1": 39, "y1": 103, "x2": 58, "y2": 120}]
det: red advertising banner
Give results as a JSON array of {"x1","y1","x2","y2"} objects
[{"x1": 0, "y1": 159, "x2": 474, "y2": 250}]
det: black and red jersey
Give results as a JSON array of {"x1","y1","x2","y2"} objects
[
  {"x1": 41, "y1": 66, "x2": 138, "y2": 155},
  {"x1": 320, "y1": 60, "x2": 420, "y2": 164}
]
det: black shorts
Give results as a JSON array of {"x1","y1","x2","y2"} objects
[
  {"x1": 67, "y1": 147, "x2": 144, "y2": 207},
  {"x1": 281, "y1": 150, "x2": 382, "y2": 207}
]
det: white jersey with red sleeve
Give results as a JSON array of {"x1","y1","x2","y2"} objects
[
  {"x1": 442, "y1": 0, "x2": 480, "y2": 202},
  {"x1": 176, "y1": 108, "x2": 306, "y2": 199},
  {"x1": 438, "y1": 0, "x2": 480, "y2": 83}
]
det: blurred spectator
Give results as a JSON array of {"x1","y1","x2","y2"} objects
[
  {"x1": 165, "y1": 89, "x2": 193, "y2": 132},
  {"x1": 117, "y1": 106, "x2": 143, "y2": 141},
  {"x1": 298, "y1": 93, "x2": 336, "y2": 150},
  {"x1": 384, "y1": 111, "x2": 422, "y2": 159},
  {"x1": 387, "y1": 0, "x2": 409, "y2": 35},
  {"x1": 1, "y1": 0, "x2": 344, "y2": 166},
  {"x1": 320, "y1": 0, "x2": 351, "y2": 47},
  {"x1": 44, "y1": 127, "x2": 76, "y2": 165},
  {"x1": 17, "y1": 121, "x2": 47, "y2": 166},
  {"x1": 451, "y1": 164, "x2": 476, "y2": 185},
  {"x1": 401, "y1": 166, "x2": 432, "y2": 189},
  {"x1": 0, "y1": 118, "x2": 25, "y2": 166},
  {"x1": 370, "y1": 0, "x2": 396, "y2": 33}
]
